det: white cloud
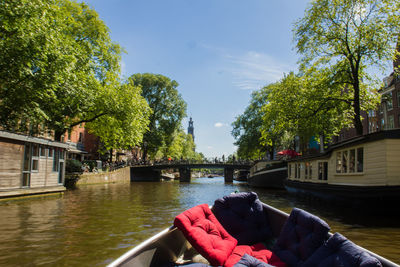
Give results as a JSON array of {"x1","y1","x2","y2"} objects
[
  {"x1": 226, "y1": 51, "x2": 290, "y2": 90},
  {"x1": 207, "y1": 146, "x2": 213, "y2": 150},
  {"x1": 200, "y1": 43, "x2": 291, "y2": 91},
  {"x1": 214, "y1": 122, "x2": 225, "y2": 128}
]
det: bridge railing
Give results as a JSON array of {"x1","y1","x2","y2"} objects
[{"x1": 129, "y1": 158, "x2": 254, "y2": 167}]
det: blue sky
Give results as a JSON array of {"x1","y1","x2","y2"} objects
[{"x1": 83, "y1": 0, "x2": 310, "y2": 159}]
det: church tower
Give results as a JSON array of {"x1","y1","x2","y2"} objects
[{"x1": 188, "y1": 117, "x2": 194, "y2": 141}]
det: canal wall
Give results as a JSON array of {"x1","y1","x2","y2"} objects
[{"x1": 65, "y1": 167, "x2": 130, "y2": 187}]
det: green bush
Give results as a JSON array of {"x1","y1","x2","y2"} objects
[
  {"x1": 82, "y1": 160, "x2": 97, "y2": 171},
  {"x1": 66, "y1": 159, "x2": 82, "y2": 173}
]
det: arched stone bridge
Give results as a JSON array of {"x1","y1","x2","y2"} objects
[{"x1": 130, "y1": 162, "x2": 252, "y2": 182}]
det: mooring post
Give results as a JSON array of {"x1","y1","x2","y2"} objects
[
  {"x1": 224, "y1": 167, "x2": 234, "y2": 183},
  {"x1": 179, "y1": 167, "x2": 191, "y2": 182}
]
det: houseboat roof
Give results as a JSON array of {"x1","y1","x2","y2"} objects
[
  {"x1": 0, "y1": 130, "x2": 69, "y2": 149},
  {"x1": 287, "y1": 129, "x2": 400, "y2": 162}
]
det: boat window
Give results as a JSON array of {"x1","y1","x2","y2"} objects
[
  {"x1": 305, "y1": 162, "x2": 309, "y2": 179},
  {"x1": 342, "y1": 150, "x2": 348, "y2": 173},
  {"x1": 336, "y1": 152, "x2": 342, "y2": 173},
  {"x1": 349, "y1": 149, "x2": 355, "y2": 173},
  {"x1": 318, "y1": 162, "x2": 328, "y2": 180},
  {"x1": 298, "y1": 163, "x2": 301, "y2": 179},
  {"x1": 357, "y1": 148, "x2": 363, "y2": 172},
  {"x1": 336, "y1": 148, "x2": 363, "y2": 174},
  {"x1": 318, "y1": 162, "x2": 322, "y2": 180},
  {"x1": 53, "y1": 148, "x2": 59, "y2": 172},
  {"x1": 40, "y1": 145, "x2": 46, "y2": 157},
  {"x1": 31, "y1": 144, "x2": 39, "y2": 172}
]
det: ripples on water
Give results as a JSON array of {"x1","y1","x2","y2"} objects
[{"x1": 0, "y1": 177, "x2": 399, "y2": 266}]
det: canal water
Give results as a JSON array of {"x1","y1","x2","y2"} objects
[{"x1": 0, "y1": 177, "x2": 399, "y2": 266}]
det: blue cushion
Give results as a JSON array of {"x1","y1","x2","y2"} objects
[
  {"x1": 161, "y1": 263, "x2": 211, "y2": 267},
  {"x1": 212, "y1": 192, "x2": 272, "y2": 245},
  {"x1": 234, "y1": 254, "x2": 275, "y2": 267},
  {"x1": 272, "y1": 208, "x2": 330, "y2": 266},
  {"x1": 301, "y1": 233, "x2": 382, "y2": 267}
]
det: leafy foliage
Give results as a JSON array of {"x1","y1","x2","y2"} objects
[
  {"x1": 0, "y1": 0, "x2": 150, "y2": 150},
  {"x1": 128, "y1": 73, "x2": 187, "y2": 159},
  {"x1": 294, "y1": 0, "x2": 400, "y2": 134},
  {"x1": 231, "y1": 86, "x2": 273, "y2": 159}
]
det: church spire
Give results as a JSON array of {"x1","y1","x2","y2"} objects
[{"x1": 188, "y1": 117, "x2": 194, "y2": 141}]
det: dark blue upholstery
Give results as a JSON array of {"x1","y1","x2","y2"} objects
[
  {"x1": 212, "y1": 192, "x2": 272, "y2": 245},
  {"x1": 161, "y1": 263, "x2": 211, "y2": 267},
  {"x1": 272, "y1": 208, "x2": 330, "y2": 266},
  {"x1": 301, "y1": 233, "x2": 382, "y2": 267},
  {"x1": 234, "y1": 254, "x2": 275, "y2": 267}
]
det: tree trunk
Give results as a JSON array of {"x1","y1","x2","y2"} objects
[
  {"x1": 109, "y1": 148, "x2": 113, "y2": 162},
  {"x1": 353, "y1": 81, "x2": 363, "y2": 136}
]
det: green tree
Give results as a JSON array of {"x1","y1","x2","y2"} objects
[
  {"x1": 0, "y1": 0, "x2": 127, "y2": 140},
  {"x1": 232, "y1": 84, "x2": 278, "y2": 159},
  {"x1": 128, "y1": 73, "x2": 187, "y2": 160},
  {"x1": 260, "y1": 72, "x2": 351, "y2": 151},
  {"x1": 86, "y1": 81, "x2": 151, "y2": 151},
  {"x1": 294, "y1": 0, "x2": 400, "y2": 135}
]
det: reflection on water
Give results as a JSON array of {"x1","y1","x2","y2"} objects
[{"x1": 0, "y1": 177, "x2": 399, "y2": 266}]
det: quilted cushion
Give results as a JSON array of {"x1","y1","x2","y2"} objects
[
  {"x1": 233, "y1": 254, "x2": 275, "y2": 267},
  {"x1": 212, "y1": 192, "x2": 272, "y2": 245},
  {"x1": 225, "y1": 243, "x2": 287, "y2": 267},
  {"x1": 174, "y1": 204, "x2": 237, "y2": 266},
  {"x1": 301, "y1": 233, "x2": 382, "y2": 267},
  {"x1": 272, "y1": 208, "x2": 330, "y2": 266}
]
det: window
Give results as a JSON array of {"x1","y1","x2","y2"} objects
[
  {"x1": 336, "y1": 147, "x2": 363, "y2": 174},
  {"x1": 288, "y1": 164, "x2": 292, "y2": 178},
  {"x1": 22, "y1": 144, "x2": 31, "y2": 187},
  {"x1": 294, "y1": 163, "x2": 298, "y2": 179},
  {"x1": 78, "y1": 132, "x2": 83, "y2": 143},
  {"x1": 357, "y1": 148, "x2": 364, "y2": 172},
  {"x1": 40, "y1": 146, "x2": 46, "y2": 157},
  {"x1": 349, "y1": 149, "x2": 355, "y2": 173},
  {"x1": 48, "y1": 148, "x2": 53, "y2": 158},
  {"x1": 383, "y1": 91, "x2": 393, "y2": 110},
  {"x1": 305, "y1": 162, "x2": 309, "y2": 179},
  {"x1": 31, "y1": 144, "x2": 39, "y2": 172},
  {"x1": 297, "y1": 163, "x2": 301, "y2": 179},
  {"x1": 397, "y1": 90, "x2": 400, "y2": 108},
  {"x1": 304, "y1": 162, "x2": 312, "y2": 179},
  {"x1": 53, "y1": 148, "x2": 59, "y2": 172},
  {"x1": 318, "y1": 162, "x2": 328, "y2": 181},
  {"x1": 336, "y1": 152, "x2": 342, "y2": 173},
  {"x1": 388, "y1": 115, "x2": 394, "y2": 129},
  {"x1": 342, "y1": 150, "x2": 348, "y2": 173}
]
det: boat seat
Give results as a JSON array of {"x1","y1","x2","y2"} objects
[
  {"x1": 224, "y1": 243, "x2": 287, "y2": 267},
  {"x1": 272, "y1": 208, "x2": 330, "y2": 266},
  {"x1": 212, "y1": 192, "x2": 272, "y2": 245},
  {"x1": 301, "y1": 233, "x2": 382, "y2": 267},
  {"x1": 174, "y1": 203, "x2": 237, "y2": 266},
  {"x1": 233, "y1": 253, "x2": 275, "y2": 267}
]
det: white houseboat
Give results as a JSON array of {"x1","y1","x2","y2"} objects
[{"x1": 285, "y1": 129, "x2": 400, "y2": 205}]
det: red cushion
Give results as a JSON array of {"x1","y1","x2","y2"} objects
[
  {"x1": 174, "y1": 204, "x2": 238, "y2": 266},
  {"x1": 225, "y1": 243, "x2": 287, "y2": 267}
]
